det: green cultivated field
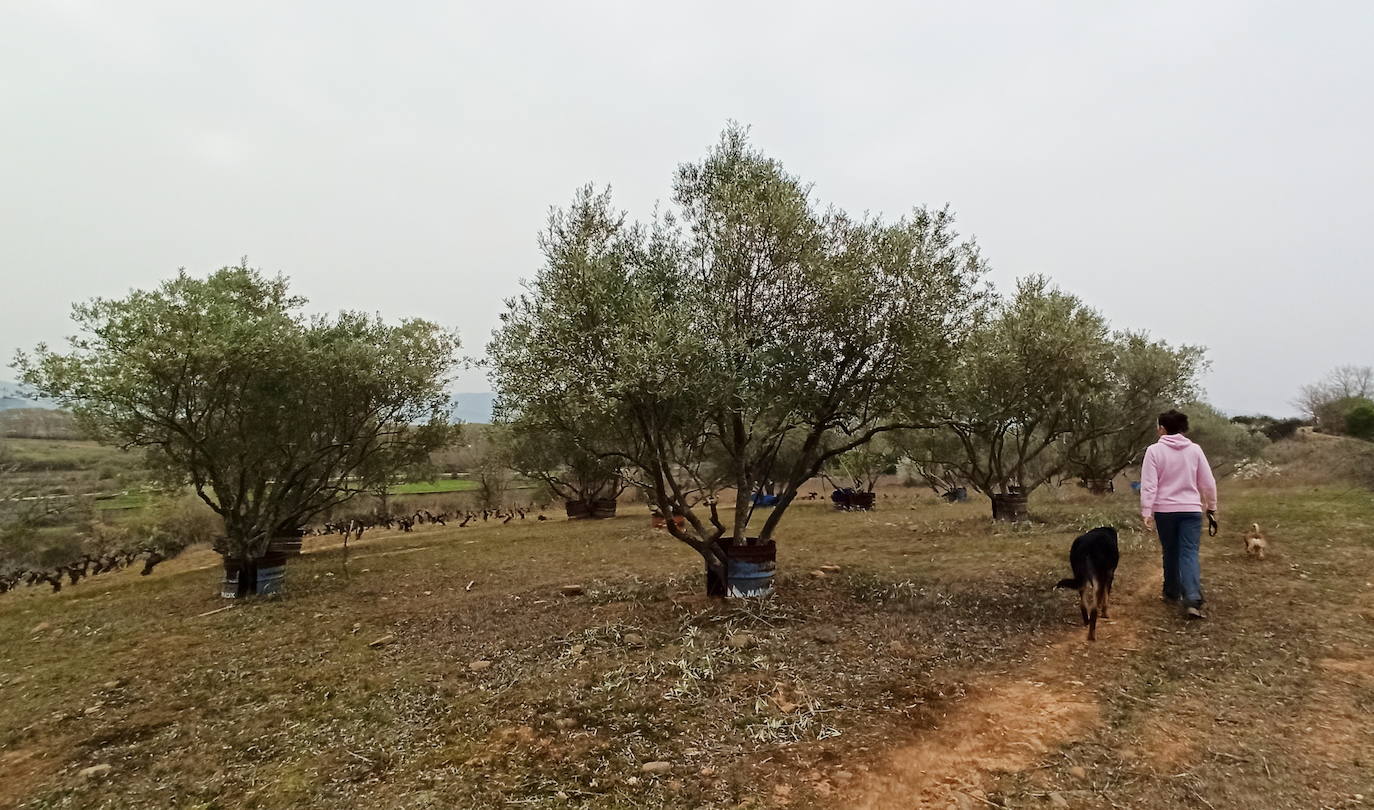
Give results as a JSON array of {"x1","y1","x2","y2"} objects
[{"x1": 388, "y1": 478, "x2": 480, "y2": 495}]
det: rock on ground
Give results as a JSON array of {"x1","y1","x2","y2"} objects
[
  {"x1": 725, "y1": 632, "x2": 756, "y2": 649},
  {"x1": 79, "y1": 764, "x2": 113, "y2": 781}
]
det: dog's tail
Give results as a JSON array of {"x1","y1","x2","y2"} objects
[
  {"x1": 1055, "y1": 577, "x2": 1079, "y2": 589},
  {"x1": 1252, "y1": 522, "x2": 1261, "y2": 534}
]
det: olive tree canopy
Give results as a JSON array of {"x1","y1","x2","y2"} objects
[
  {"x1": 1061, "y1": 332, "x2": 1206, "y2": 484},
  {"x1": 17, "y1": 264, "x2": 458, "y2": 562},
  {"x1": 918, "y1": 276, "x2": 1113, "y2": 500},
  {"x1": 905, "y1": 276, "x2": 1202, "y2": 515},
  {"x1": 500, "y1": 416, "x2": 625, "y2": 507},
  {"x1": 490, "y1": 126, "x2": 987, "y2": 593}
]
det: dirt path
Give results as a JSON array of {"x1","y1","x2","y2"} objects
[{"x1": 850, "y1": 570, "x2": 1158, "y2": 809}]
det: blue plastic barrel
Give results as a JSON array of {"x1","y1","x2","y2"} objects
[
  {"x1": 255, "y1": 563, "x2": 286, "y2": 595},
  {"x1": 724, "y1": 539, "x2": 776, "y2": 597},
  {"x1": 220, "y1": 554, "x2": 288, "y2": 598}
]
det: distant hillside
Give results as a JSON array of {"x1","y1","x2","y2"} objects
[
  {"x1": 450, "y1": 392, "x2": 495, "y2": 425},
  {"x1": 1, "y1": 382, "x2": 494, "y2": 426},
  {"x1": 1, "y1": 408, "x2": 80, "y2": 439},
  {"x1": 0, "y1": 381, "x2": 58, "y2": 412}
]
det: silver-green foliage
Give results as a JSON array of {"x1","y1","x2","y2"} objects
[
  {"x1": 905, "y1": 276, "x2": 1203, "y2": 500},
  {"x1": 1061, "y1": 331, "x2": 1206, "y2": 482},
  {"x1": 17, "y1": 263, "x2": 458, "y2": 561},
  {"x1": 490, "y1": 125, "x2": 987, "y2": 584},
  {"x1": 1184, "y1": 401, "x2": 1269, "y2": 474}
]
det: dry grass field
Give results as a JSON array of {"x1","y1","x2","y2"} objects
[{"x1": 2, "y1": 452, "x2": 1372, "y2": 808}]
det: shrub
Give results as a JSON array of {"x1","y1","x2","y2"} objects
[
  {"x1": 135, "y1": 496, "x2": 221, "y2": 552},
  {"x1": 1346, "y1": 401, "x2": 1374, "y2": 442},
  {"x1": 1184, "y1": 402, "x2": 1269, "y2": 475},
  {"x1": 1231, "y1": 414, "x2": 1306, "y2": 442},
  {"x1": 1296, "y1": 365, "x2": 1374, "y2": 427},
  {"x1": 1313, "y1": 396, "x2": 1374, "y2": 436}
]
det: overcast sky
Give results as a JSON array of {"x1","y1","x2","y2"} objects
[{"x1": 2, "y1": 1, "x2": 1370, "y2": 416}]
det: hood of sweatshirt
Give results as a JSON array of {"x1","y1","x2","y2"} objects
[{"x1": 1158, "y1": 434, "x2": 1194, "y2": 450}]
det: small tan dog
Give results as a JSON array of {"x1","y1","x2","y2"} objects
[{"x1": 1243, "y1": 523, "x2": 1267, "y2": 560}]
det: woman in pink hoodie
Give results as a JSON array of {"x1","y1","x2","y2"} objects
[{"x1": 1139, "y1": 409, "x2": 1218, "y2": 620}]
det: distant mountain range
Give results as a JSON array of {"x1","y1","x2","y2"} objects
[
  {"x1": 1, "y1": 381, "x2": 494, "y2": 423},
  {"x1": 0, "y1": 381, "x2": 58, "y2": 411}
]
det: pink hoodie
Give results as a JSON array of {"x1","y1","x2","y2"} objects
[{"x1": 1139, "y1": 434, "x2": 1218, "y2": 517}]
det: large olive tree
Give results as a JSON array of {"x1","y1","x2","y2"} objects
[
  {"x1": 18, "y1": 264, "x2": 458, "y2": 593},
  {"x1": 1061, "y1": 332, "x2": 1206, "y2": 487},
  {"x1": 490, "y1": 126, "x2": 987, "y2": 594},
  {"x1": 910, "y1": 276, "x2": 1112, "y2": 515}
]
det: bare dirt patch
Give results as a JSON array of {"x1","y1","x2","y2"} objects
[{"x1": 850, "y1": 567, "x2": 1159, "y2": 808}]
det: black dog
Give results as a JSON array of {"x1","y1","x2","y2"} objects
[{"x1": 1055, "y1": 526, "x2": 1120, "y2": 641}]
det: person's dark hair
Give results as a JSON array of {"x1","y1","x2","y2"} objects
[{"x1": 1159, "y1": 409, "x2": 1189, "y2": 435}]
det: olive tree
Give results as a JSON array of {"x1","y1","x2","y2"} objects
[
  {"x1": 822, "y1": 438, "x2": 901, "y2": 494},
  {"x1": 909, "y1": 280, "x2": 1204, "y2": 516},
  {"x1": 906, "y1": 276, "x2": 1111, "y2": 517},
  {"x1": 490, "y1": 126, "x2": 986, "y2": 594},
  {"x1": 1061, "y1": 332, "x2": 1205, "y2": 488},
  {"x1": 462, "y1": 425, "x2": 516, "y2": 511},
  {"x1": 17, "y1": 264, "x2": 458, "y2": 593},
  {"x1": 500, "y1": 416, "x2": 625, "y2": 513}
]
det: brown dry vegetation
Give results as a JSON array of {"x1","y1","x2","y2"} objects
[{"x1": 1, "y1": 439, "x2": 1372, "y2": 809}]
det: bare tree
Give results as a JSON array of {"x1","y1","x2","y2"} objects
[{"x1": 1296, "y1": 365, "x2": 1374, "y2": 427}]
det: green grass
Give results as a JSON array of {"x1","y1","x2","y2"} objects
[
  {"x1": 388, "y1": 478, "x2": 478, "y2": 494},
  {"x1": 92, "y1": 491, "x2": 154, "y2": 510}
]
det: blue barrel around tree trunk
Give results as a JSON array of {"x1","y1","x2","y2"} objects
[
  {"x1": 220, "y1": 530, "x2": 304, "y2": 597},
  {"x1": 220, "y1": 547, "x2": 293, "y2": 598},
  {"x1": 707, "y1": 538, "x2": 776, "y2": 598}
]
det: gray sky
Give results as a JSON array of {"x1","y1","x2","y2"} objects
[{"x1": 3, "y1": 1, "x2": 1371, "y2": 416}]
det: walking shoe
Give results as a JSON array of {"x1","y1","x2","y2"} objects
[{"x1": 1184, "y1": 606, "x2": 1206, "y2": 620}]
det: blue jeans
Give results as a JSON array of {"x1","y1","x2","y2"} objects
[{"x1": 1155, "y1": 511, "x2": 1204, "y2": 607}]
